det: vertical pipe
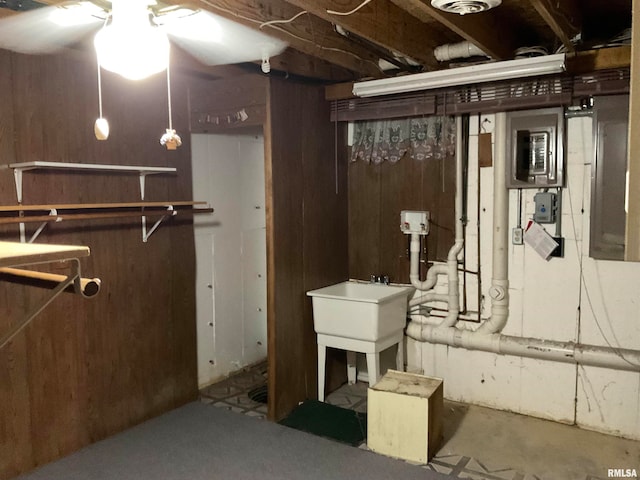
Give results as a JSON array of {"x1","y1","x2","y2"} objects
[
  {"x1": 440, "y1": 116, "x2": 465, "y2": 327},
  {"x1": 476, "y1": 112, "x2": 509, "y2": 334}
]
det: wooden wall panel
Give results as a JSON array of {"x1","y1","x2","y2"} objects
[
  {"x1": 349, "y1": 153, "x2": 456, "y2": 283},
  {"x1": 266, "y1": 79, "x2": 348, "y2": 421},
  {"x1": 0, "y1": 48, "x2": 198, "y2": 479},
  {"x1": 348, "y1": 159, "x2": 381, "y2": 280}
]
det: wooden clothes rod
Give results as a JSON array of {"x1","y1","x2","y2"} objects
[
  {"x1": 0, "y1": 201, "x2": 209, "y2": 213},
  {"x1": 0, "y1": 208, "x2": 214, "y2": 225},
  {"x1": 0, "y1": 267, "x2": 101, "y2": 297}
]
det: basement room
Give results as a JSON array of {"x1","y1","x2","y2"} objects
[{"x1": 0, "y1": 0, "x2": 638, "y2": 479}]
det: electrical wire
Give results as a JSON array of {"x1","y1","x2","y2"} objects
[
  {"x1": 198, "y1": 0, "x2": 382, "y2": 73},
  {"x1": 327, "y1": 0, "x2": 372, "y2": 16},
  {"x1": 259, "y1": 10, "x2": 308, "y2": 29},
  {"x1": 166, "y1": 57, "x2": 173, "y2": 131},
  {"x1": 564, "y1": 138, "x2": 640, "y2": 368},
  {"x1": 97, "y1": 57, "x2": 103, "y2": 119}
]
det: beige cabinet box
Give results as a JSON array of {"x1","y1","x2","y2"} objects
[{"x1": 367, "y1": 370, "x2": 443, "y2": 463}]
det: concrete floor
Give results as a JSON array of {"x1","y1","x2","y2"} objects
[
  {"x1": 437, "y1": 399, "x2": 640, "y2": 480},
  {"x1": 325, "y1": 381, "x2": 639, "y2": 480}
]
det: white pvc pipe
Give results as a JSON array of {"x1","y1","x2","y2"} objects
[
  {"x1": 409, "y1": 291, "x2": 448, "y2": 308},
  {"x1": 434, "y1": 41, "x2": 488, "y2": 62},
  {"x1": 408, "y1": 117, "x2": 465, "y2": 326},
  {"x1": 405, "y1": 322, "x2": 640, "y2": 372},
  {"x1": 405, "y1": 112, "x2": 640, "y2": 372},
  {"x1": 409, "y1": 235, "x2": 447, "y2": 291},
  {"x1": 440, "y1": 115, "x2": 465, "y2": 328},
  {"x1": 476, "y1": 112, "x2": 509, "y2": 334}
]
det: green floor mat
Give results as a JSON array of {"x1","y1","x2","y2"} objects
[{"x1": 278, "y1": 400, "x2": 367, "y2": 446}]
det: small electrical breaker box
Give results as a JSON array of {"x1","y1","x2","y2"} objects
[
  {"x1": 400, "y1": 210, "x2": 430, "y2": 235},
  {"x1": 533, "y1": 192, "x2": 557, "y2": 223}
]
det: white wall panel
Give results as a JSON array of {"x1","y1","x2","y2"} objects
[
  {"x1": 192, "y1": 132, "x2": 267, "y2": 387},
  {"x1": 408, "y1": 114, "x2": 640, "y2": 439}
]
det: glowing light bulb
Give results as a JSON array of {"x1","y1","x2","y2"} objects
[{"x1": 94, "y1": 0, "x2": 170, "y2": 80}]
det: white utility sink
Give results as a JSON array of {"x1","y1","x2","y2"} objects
[{"x1": 307, "y1": 281, "x2": 413, "y2": 342}]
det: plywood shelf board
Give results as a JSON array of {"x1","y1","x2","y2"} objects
[
  {"x1": 1, "y1": 161, "x2": 177, "y2": 174},
  {"x1": 0, "y1": 241, "x2": 89, "y2": 268}
]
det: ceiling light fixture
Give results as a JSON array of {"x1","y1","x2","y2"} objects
[
  {"x1": 94, "y1": 0, "x2": 170, "y2": 81},
  {"x1": 352, "y1": 54, "x2": 566, "y2": 97},
  {"x1": 431, "y1": 0, "x2": 502, "y2": 15}
]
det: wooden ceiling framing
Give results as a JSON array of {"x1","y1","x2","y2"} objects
[
  {"x1": 164, "y1": 0, "x2": 631, "y2": 81},
  {"x1": 0, "y1": 0, "x2": 632, "y2": 82}
]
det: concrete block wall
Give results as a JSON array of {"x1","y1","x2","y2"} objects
[{"x1": 407, "y1": 114, "x2": 640, "y2": 439}]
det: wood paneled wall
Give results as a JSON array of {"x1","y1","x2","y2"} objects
[
  {"x1": 266, "y1": 78, "x2": 349, "y2": 421},
  {"x1": 349, "y1": 152, "x2": 456, "y2": 283},
  {"x1": 0, "y1": 49, "x2": 198, "y2": 479},
  {"x1": 189, "y1": 73, "x2": 349, "y2": 421}
]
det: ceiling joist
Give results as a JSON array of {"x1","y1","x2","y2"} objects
[
  {"x1": 280, "y1": 0, "x2": 440, "y2": 70},
  {"x1": 167, "y1": 0, "x2": 384, "y2": 78},
  {"x1": 390, "y1": 0, "x2": 517, "y2": 60},
  {"x1": 529, "y1": 0, "x2": 581, "y2": 52}
]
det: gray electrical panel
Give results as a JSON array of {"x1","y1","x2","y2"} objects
[
  {"x1": 533, "y1": 192, "x2": 557, "y2": 223},
  {"x1": 506, "y1": 107, "x2": 565, "y2": 189}
]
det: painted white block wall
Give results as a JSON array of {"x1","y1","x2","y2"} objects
[
  {"x1": 192, "y1": 132, "x2": 267, "y2": 387},
  {"x1": 407, "y1": 114, "x2": 640, "y2": 439}
]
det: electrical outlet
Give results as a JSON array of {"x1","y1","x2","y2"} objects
[{"x1": 512, "y1": 227, "x2": 524, "y2": 245}]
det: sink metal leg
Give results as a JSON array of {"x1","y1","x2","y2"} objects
[
  {"x1": 366, "y1": 352, "x2": 380, "y2": 387},
  {"x1": 346, "y1": 351, "x2": 357, "y2": 384},
  {"x1": 396, "y1": 338, "x2": 404, "y2": 371},
  {"x1": 317, "y1": 344, "x2": 326, "y2": 401}
]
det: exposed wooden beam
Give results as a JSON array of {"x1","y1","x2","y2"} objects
[
  {"x1": 389, "y1": 0, "x2": 516, "y2": 60},
  {"x1": 163, "y1": 0, "x2": 383, "y2": 78},
  {"x1": 281, "y1": 0, "x2": 440, "y2": 69},
  {"x1": 566, "y1": 45, "x2": 631, "y2": 75},
  {"x1": 325, "y1": 81, "x2": 355, "y2": 100},
  {"x1": 0, "y1": 8, "x2": 19, "y2": 18},
  {"x1": 530, "y1": 0, "x2": 581, "y2": 52},
  {"x1": 269, "y1": 48, "x2": 357, "y2": 81}
]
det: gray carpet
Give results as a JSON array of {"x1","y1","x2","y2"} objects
[{"x1": 17, "y1": 402, "x2": 449, "y2": 480}]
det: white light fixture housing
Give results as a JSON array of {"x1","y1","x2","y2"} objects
[
  {"x1": 94, "y1": 0, "x2": 170, "y2": 81},
  {"x1": 431, "y1": 0, "x2": 502, "y2": 15},
  {"x1": 352, "y1": 54, "x2": 566, "y2": 98}
]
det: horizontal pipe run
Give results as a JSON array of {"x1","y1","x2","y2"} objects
[
  {"x1": 0, "y1": 267, "x2": 101, "y2": 298},
  {"x1": 405, "y1": 323, "x2": 640, "y2": 372}
]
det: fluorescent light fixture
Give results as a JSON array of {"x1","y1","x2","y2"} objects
[{"x1": 352, "y1": 54, "x2": 566, "y2": 97}]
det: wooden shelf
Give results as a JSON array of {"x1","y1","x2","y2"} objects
[
  {"x1": 0, "y1": 241, "x2": 96, "y2": 350},
  {"x1": 0, "y1": 161, "x2": 176, "y2": 175},
  {"x1": 0, "y1": 161, "x2": 213, "y2": 243},
  {"x1": 0, "y1": 241, "x2": 89, "y2": 268},
  {"x1": 0, "y1": 202, "x2": 214, "y2": 241},
  {"x1": 1, "y1": 161, "x2": 177, "y2": 204}
]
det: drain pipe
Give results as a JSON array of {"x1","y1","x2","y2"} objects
[
  {"x1": 440, "y1": 115, "x2": 465, "y2": 327},
  {"x1": 409, "y1": 245, "x2": 447, "y2": 292},
  {"x1": 434, "y1": 41, "x2": 489, "y2": 62},
  {"x1": 408, "y1": 116, "x2": 465, "y2": 322},
  {"x1": 475, "y1": 112, "x2": 509, "y2": 334},
  {"x1": 406, "y1": 112, "x2": 640, "y2": 372}
]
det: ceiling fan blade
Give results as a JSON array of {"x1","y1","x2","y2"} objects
[
  {"x1": 161, "y1": 10, "x2": 287, "y2": 66},
  {"x1": 0, "y1": 2, "x2": 104, "y2": 55}
]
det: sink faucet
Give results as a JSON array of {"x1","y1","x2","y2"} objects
[{"x1": 370, "y1": 275, "x2": 390, "y2": 285}]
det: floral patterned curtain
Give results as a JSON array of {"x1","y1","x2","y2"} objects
[{"x1": 351, "y1": 115, "x2": 456, "y2": 164}]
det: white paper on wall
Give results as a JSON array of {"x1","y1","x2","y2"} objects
[{"x1": 524, "y1": 220, "x2": 558, "y2": 260}]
